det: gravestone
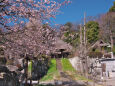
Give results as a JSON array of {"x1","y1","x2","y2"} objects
[
  {"x1": 0, "y1": 66, "x2": 20, "y2": 86},
  {"x1": 31, "y1": 58, "x2": 49, "y2": 80}
]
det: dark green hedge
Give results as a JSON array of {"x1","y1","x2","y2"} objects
[{"x1": 88, "y1": 52, "x2": 103, "y2": 58}]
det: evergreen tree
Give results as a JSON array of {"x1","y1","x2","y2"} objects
[
  {"x1": 86, "y1": 21, "x2": 99, "y2": 44},
  {"x1": 109, "y1": 1, "x2": 115, "y2": 12}
]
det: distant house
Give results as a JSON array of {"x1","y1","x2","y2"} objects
[
  {"x1": 88, "y1": 40, "x2": 112, "y2": 58},
  {"x1": 51, "y1": 38, "x2": 73, "y2": 58},
  {"x1": 89, "y1": 40, "x2": 110, "y2": 51}
]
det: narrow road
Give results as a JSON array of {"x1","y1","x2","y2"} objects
[
  {"x1": 56, "y1": 58, "x2": 63, "y2": 72},
  {"x1": 56, "y1": 58, "x2": 87, "y2": 86}
]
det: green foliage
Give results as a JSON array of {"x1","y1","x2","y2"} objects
[
  {"x1": 63, "y1": 33, "x2": 79, "y2": 47},
  {"x1": 104, "y1": 47, "x2": 111, "y2": 52},
  {"x1": 40, "y1": 59, "x2": 59, "y2": 81},
  {"x1": 47, "y1": 59, "x2": 57, "y2": 73},
  {"x1": 64, "y1": 22, "x2": 73, "y2": 31},
  {"x1": 36, "y1": 54, "x2": 51, "y2": 60},
  {"x1": 0, "y1": 47, "x2": 4, "y2": 56},
  {"x1": 61, "y1": 58, "x2": 91, "y2": 81},
  {"x1": 71, "y1": 36, "x2": 80, "y2": 47},
  {"x1": 28, "y1": 60, "x2": 32, "y2": 72},
  {"x1": 61, "y1": 58, "x2": 76, "y2": 72},
  {"x1": 61, "y1": 22, "x2": 80, "y2": 47},
  {"x1": 64, "y1": 36, "x2": 72, "y2": 43},
  {"x1": 64, "y1": 31, "x2": 70, "y2": 37},
  {"x1": 86, "y1": 21, "x2": 99, "y2": 44},
  {"x1": 109, "y1": 1, "x2": 115, "y2": 12},
  {"x1": 92, "y1": 48, "x2": 100, "y2": 52},
  {"x1": 0, "y1": 57, "x2": 7, "y2": 65},
  {"x1": 113, "y1": 45, "x2": 115, "y2": 55},
  {"x1": 40, "y1": 58, "x2": 92, "y2": 83}
]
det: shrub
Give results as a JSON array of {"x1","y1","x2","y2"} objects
[
  {"x1": 0, "y1": 57, "x2": 7, "y2": 65},
  {"x1": 104, "y1": 54, "x2": 111, "y2": 58},
  {"x1": 88, "y1": 52, "x2": 103, "y2": 58},
  {"x1": 0, "y1": 66, "x2": 20, "y2": 86}
]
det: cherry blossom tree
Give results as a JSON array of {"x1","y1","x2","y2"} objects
[
  {"x1": 0, "y1": 0, "x2": 70, "y2": 84},
  {"x1": 4, "y1": 20, "x2": 56, "y2": 59},
  {"x1": 0, "y1": 0, "x2": 70, "y2": 58},
  {"x1": 0, "y1": 0, "x2": 70, "y2": 69},
  {"x1": 2, "y1": 18, "x2": 58, "y2": 85},
  {"x1": 0, "y1": 0, "x2": 70, "y2": 30}
]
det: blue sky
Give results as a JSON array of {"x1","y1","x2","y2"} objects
[{"x1": 53, "y1": 0, "x2": 115, "y2": 24}]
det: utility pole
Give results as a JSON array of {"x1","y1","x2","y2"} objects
[
  {"x1": 84, "y1": 12, "x2": 86, "y2": 47},
  {"x1": 79, "y1": 12, "x2": 88, "y2": 77},
  {"x1": 83, "y1": 12, "x2": 88, "y2": 78}
]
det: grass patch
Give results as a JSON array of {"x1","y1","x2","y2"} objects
[
  {"x1": 61, "y1": 58, "x2": 76, "y2": 72},
  {"x1": 40, "y1": 59, "x2": 59, "y2": 81},
  {"x1": 28, "y1": 60, "x2": 32, "y2": 72},
  {"x1": 61, "y1": 58, "x2": 92, "y2": 82},
  {"x1": 40, "y1": 58, "x2": 92, "y2": 82}
]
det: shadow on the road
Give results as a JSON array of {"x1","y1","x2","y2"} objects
[
  {"x1": 38, "y1": 80, "x2": 86, "y2": 86},
  {"x1": 38, "y1": 84, "x2": 86, "y2": 86}
]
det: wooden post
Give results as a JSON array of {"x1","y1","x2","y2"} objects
[
  {"x1": 25, "y1": 55, "x2": 28, "y2": 86},
  {"x1": 30, "y1": 79, "x2": 32, "y2": 86},
  {"x1": 24, "y1": 50, "x2": 28, "y2": 86}
]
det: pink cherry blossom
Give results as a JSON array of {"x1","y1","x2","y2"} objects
[{"x1": 0, "y1": 0, "x2": 70, "y2": 59}]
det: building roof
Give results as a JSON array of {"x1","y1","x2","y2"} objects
[
  {"x1": 54, "y1": 38, "x2": 73, "y2": 52},
  {"x1": 88, "y1": 40, "x2": 111, "y2": 50}
]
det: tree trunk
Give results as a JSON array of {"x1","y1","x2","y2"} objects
[{"x1": 25, "y1": 55, "x2": 28, "y2": 86}]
